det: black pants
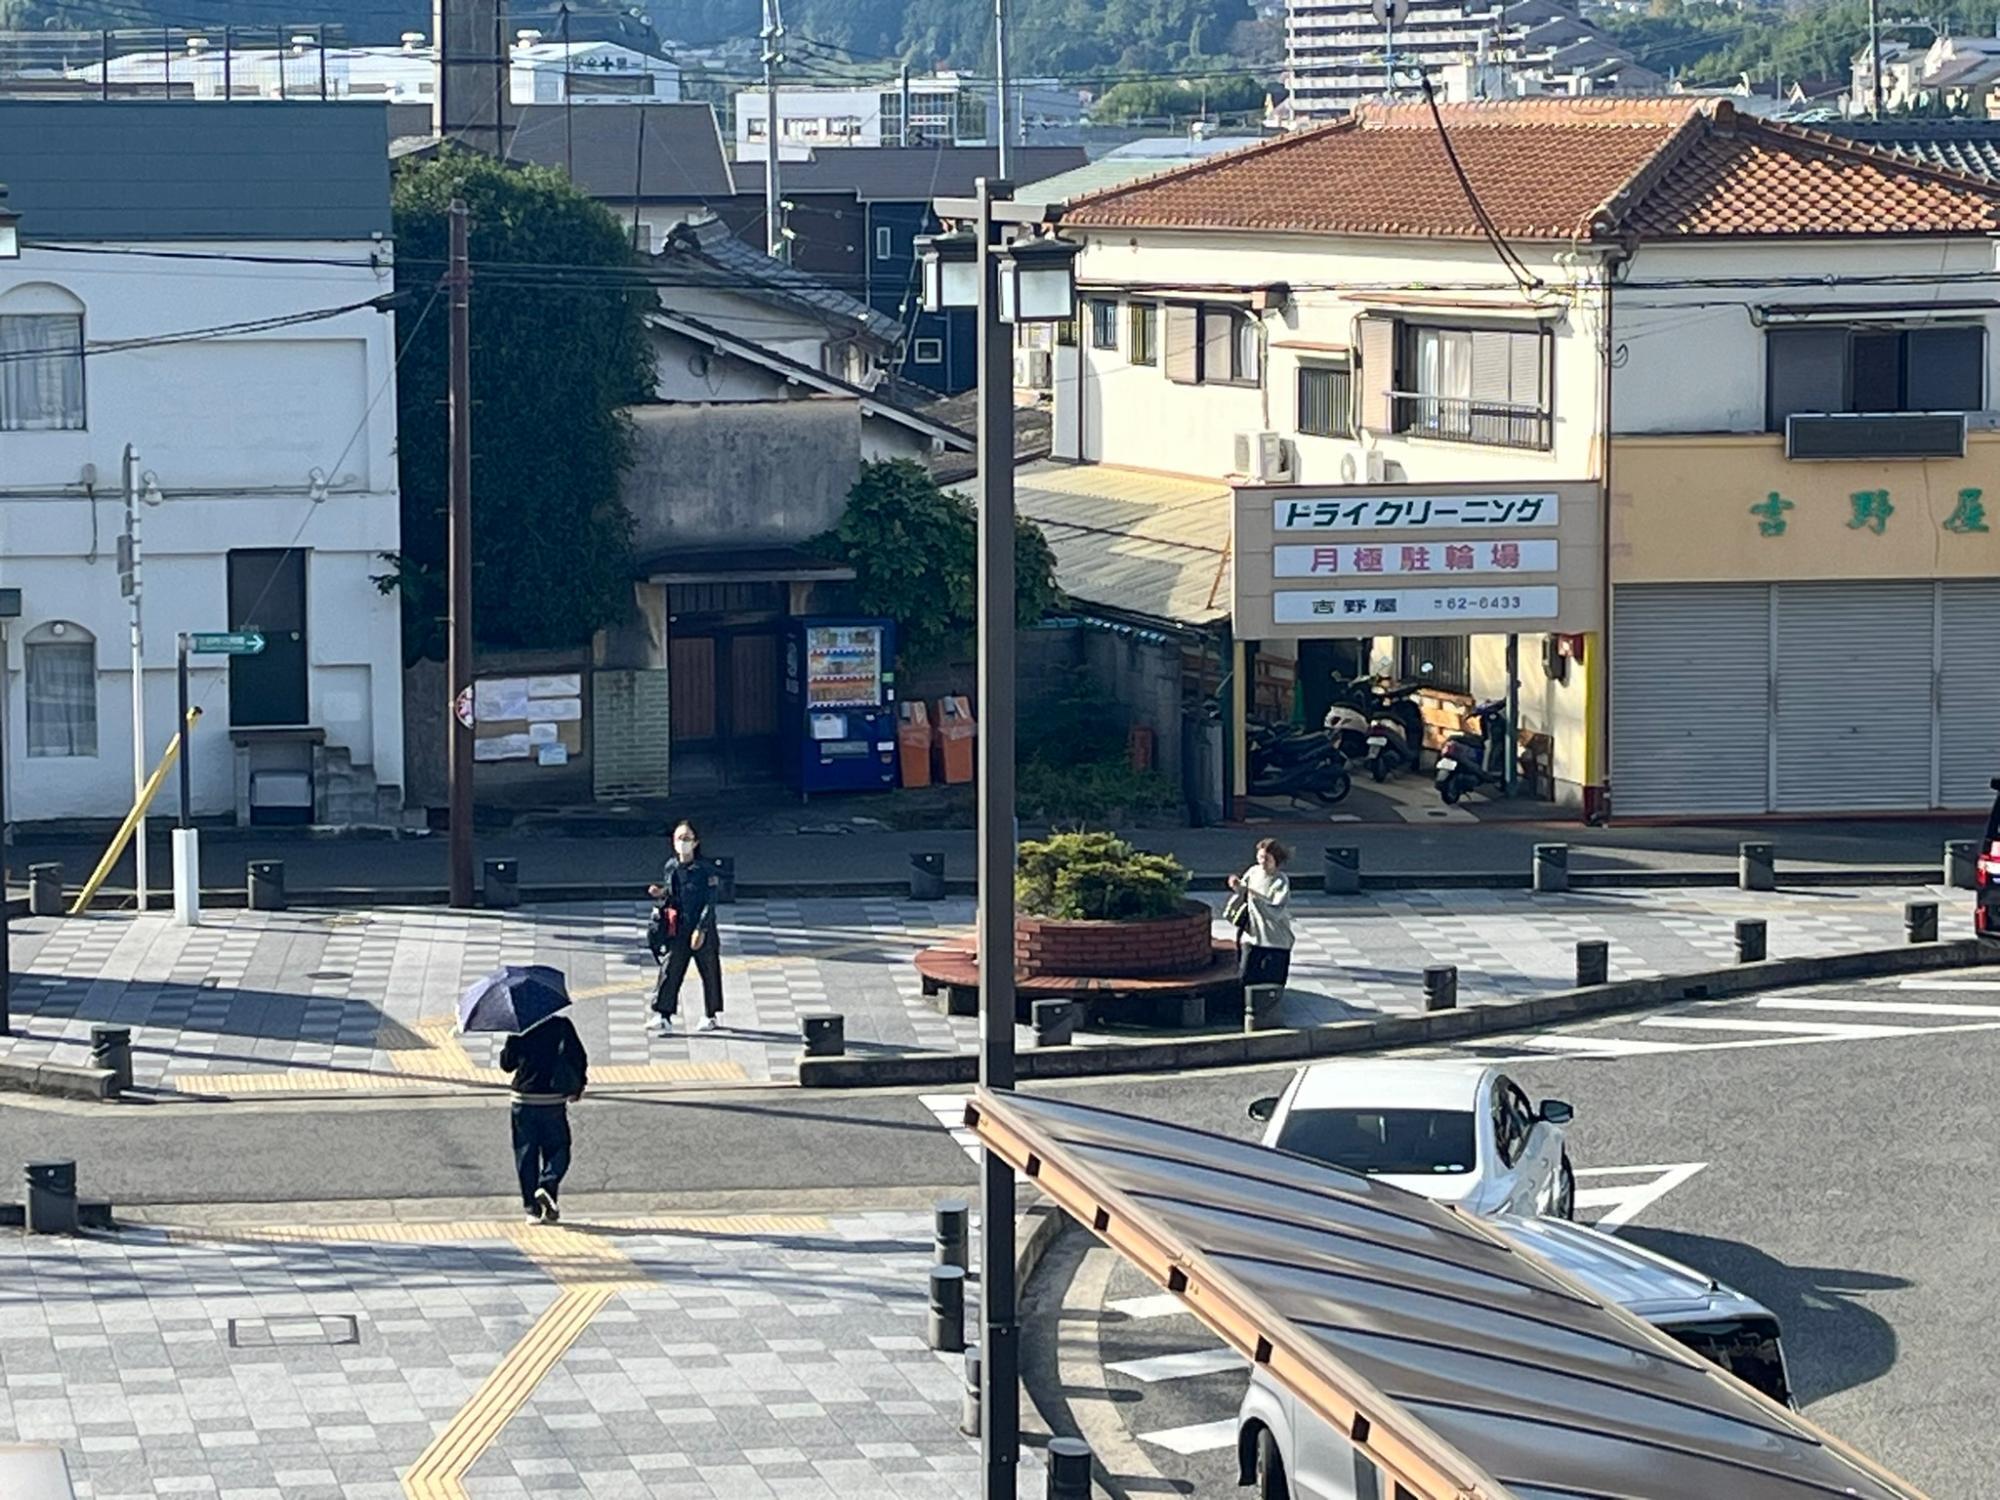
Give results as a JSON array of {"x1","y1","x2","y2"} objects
[
  {"x1": 511, "y1": 1102, "x2": 571, "y2": 1210},
  {"x1": 1240, "y1": 943, "x2": 1292, "y2": 989},
  {"x1": 655, "y1": 935, "x2": 724, "y2": 1018}
]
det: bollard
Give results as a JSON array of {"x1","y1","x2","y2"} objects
[
  {"x1": 1243, "y1": 983, "x2": 1284, "y2": 1033},
  {"x1": 1422, "y1": 964, "x2": 1457, "y2": 1012},
  {"x1": 1906, "y1": 900, "x2": 1939, "y2": 945},
  {"x1": 89, "y1": 1026, "x2": 133, "y2": 1095},
  {"x1": 1032, "y1": 999, "x2": 1077, "y2": 1047},
  {"x1": 801, "y1": 1012, "x2": 845, "y2": 1058},
  {"x1": 1321, "y1": 845, "x2": 1360, "y2": 896},
  {"x1": 24, "y1": 1160, "x2": 78, "y2": 1236},
  {"x1": 910, "y1": 851, "x2": 946, "y2": 901},
  {"x1": 934, "y1": 1198, "x2": 969, "y2": 1272},
  {"x1": 1735, "y1": 917, "x2": 1767, "y2": 964},
  {"x1": 1738, "y1": 842, "x2": 1776, "y2": 893},
  {"x1": 482, "y1": 858, "x2": 519, "y2": 910},
  {"x1": 713, "y1": 855, "x2": 737, "y2": 904},
  {"x1": 1533, "y1": 843, "x2": 1570, "y2": 894},
  {"x1": 1946, "y1": 840, "x2": 1977, "y2": 891},
  {"x1": 961, "y1": 1343, "x2": 982, "y2": 1437},
  {"x1": 27, "y1": 863, "x2": 62, "y2": 917},
  {"x1": 928, "y1": 1264, "x2": 966, "y2": 1353},
  {"x1": 1048, "y1": 1436, "x2": 1094, "y2": 1500},
  {"x1": 1575, "y1": 939, "x2": 1609, "y2": 988},
  {"x1": 246, "y1": 860, "x2": 286, "y2": 912}
]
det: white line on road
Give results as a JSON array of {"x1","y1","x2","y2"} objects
[
  {"x1": 1590, "y1": 1162, "x2": 1708, "y2": 1233},
  {"x1": 1573, "y1": 1164, "x2": 1701, "y2": 1177},
  {"x1": 1899, "y1": 977, "x2": 2000, "y2": 992},
  {"x1": 1107, "y1": 1294, "x2": 1189, "y2": 1321},
  {"x1": 1639, "y1": 1016, "x2": 1908, "y2": 1039},
  {"x1": 1107, "y1": 1347, "x2": 1244, "y2": 1384},
  {"x1": 1138, "y1": 1419, "x2": 1239, "y2": 1456},
  {"x1": 1506, "y1": 1033, "x2": 1689, "y2": 1057},
  {"x1": 1758, "y1": 996, "x2": 2000, "y2": 1019}
]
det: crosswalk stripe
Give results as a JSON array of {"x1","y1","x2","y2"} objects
[
  {"x1": 1757, "y1": 996, "x2": 2000, "y2": 1020},
  {"x1": 1506, "y1": 1033, "x2": 1688, "y2": 1057},
  {"x1": 1106, "y1": 1347, "x2": 1243, "y2": 1383},
  {"x1": 919, "y1": 1093, "x2": 980, "y2": 1164},
  {"x1": 1899, "y1": 977, "x2": 2000, "y2": 992},
  {"x1": 1107, "y1": 1293, "x2": 1188, "y2": 1321},
  {"x1": 1137, "y1": 1419, "x2": 1238, "y2": 1456},
  {"x1": 1639, "y1": 1016, "x2": 1907, "y2": 1040}
]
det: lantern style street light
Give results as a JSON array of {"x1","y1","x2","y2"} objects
[{"x1": 917, "y1": 179, "x2": 1078, "y2": 1500}]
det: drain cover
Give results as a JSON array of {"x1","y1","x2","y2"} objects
[{"x1": 228, "y1": 1314, "x2": 360, "y2": 1348}]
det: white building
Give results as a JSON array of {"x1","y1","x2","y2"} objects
[
  {"x1": 733, "y1": 72, "x2": 1081, "y2": 158},
  {"x1": 62, "y1": 32, "x2": 679, "y2": 105},
  {"x1": 1049, "y1": 97, "x2": 2000, "y2": 818},
  {"x1": 0, "y1": 101, "x2": 406, "y2": 826},
  {"x1": 1847, "y1": 31, "x2": 2000, "y2": 118}
]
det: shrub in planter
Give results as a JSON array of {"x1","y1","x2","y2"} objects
[{"x1": 1015, "y1": 830, "x2": 1189, "y2": 921}]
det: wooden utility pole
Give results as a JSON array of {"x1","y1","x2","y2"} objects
[{"x1": 447, "y1": 199, "x2": 475, "y2": 909}]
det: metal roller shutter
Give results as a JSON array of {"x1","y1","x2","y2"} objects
[
  {"x1": 1613, "y1": 585, "x2": 1771, "y2": 816},
  {"x1": 1773, "y1": 580, "x2": 1934, "y2": 813},
  {"x1": 1939, "y1": 580, "x2": 2000, "y2": 808}
]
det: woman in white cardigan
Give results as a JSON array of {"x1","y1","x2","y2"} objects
[{"x1": 1229, "y1": 837, "x2": 1295, "y2": 993}]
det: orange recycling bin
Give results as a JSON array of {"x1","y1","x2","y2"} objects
[
  {"x1": 934, "y1": 696, "x2": 977, "y2": 785},
  {"x1": 897, "y1": 701, "x2": 934, "y2": 788}
]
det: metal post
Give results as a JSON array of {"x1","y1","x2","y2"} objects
[
  {"x1": 171, "y1": 632, "x2": 200, "y2": 926},
  {"x1": 899, "y1": 63, "x2": 911, "y2": 147},
  {"x1": 975, "y1": 174, "x2": 1019, "y2": 1500},
  {"x1": 993, "y1": 0, "x2": 1010, "y2": 173},
  {"x1": 1869, "y1": 0, "x2": 1884, "y2": 118},
  {"x1": 100, "y1": 29, "x2": 110, "y2": 99},
  {"x1": 176, "y1": 636, "x2": 190, "y2": 831},
  {"x1": 561, "y1": 4, "x2": 574, "y2": 178},
  {"x1": 223, "y1": 25, "x2": 232, "y2": 100},
  {"x1": 162, "y1": 26, "x2": 170, "y2": 97},
  {"x1": 318, "y1": 25, "x2": 328, "y2": 99},
  {"x1": 446, "y1": 202, "x2": 475, "y2": 910},
  {"x1": 761, "y1": 0, "x2": 784, "y2": 258},
  {"x1": 1504, "y1": 633, "x2": 1519, "y2": 797},
  {"x1": 124, "y1": 446, "x2": 147, "y2": 913}
]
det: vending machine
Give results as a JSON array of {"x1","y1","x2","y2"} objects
[{"x1": 783, "y1": 618, "x2": 899, "y2": 796}]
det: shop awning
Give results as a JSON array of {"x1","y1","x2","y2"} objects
[{"x1": 966, "y1": 1089, "x2": 1925, "y2": 1500}]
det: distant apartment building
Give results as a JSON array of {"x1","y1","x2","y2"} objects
[{"x1": 732, "y1": 72, "x2": 1082, "y2": 158}]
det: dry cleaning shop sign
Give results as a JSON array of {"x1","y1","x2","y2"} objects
[{"x1": 1270, "y1": 491, "x2": 1560, "y2": 627}]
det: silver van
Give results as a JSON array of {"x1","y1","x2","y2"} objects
[{"x1": 1236, "y1": 1214, "x2": 1794, "y2": 1499}]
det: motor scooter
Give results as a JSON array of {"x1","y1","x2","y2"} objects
[
  {"x1": 1363, "y1": 708, "x2": 1416, "y2": 783},
  {"x1": 1251, "y1": 736, "x2": 1353, "y2": 806},
  {"x1": 1434, "y1": 699, "x2": 1513, "y2": 805}
]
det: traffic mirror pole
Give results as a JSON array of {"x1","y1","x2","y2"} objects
[{"x1": 172, "y1": 633, "x2": 199, "y2": 926}]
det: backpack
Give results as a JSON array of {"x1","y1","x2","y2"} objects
[{"x1": 548, "y1": 1023, "x2": 588, "y2": 1097}]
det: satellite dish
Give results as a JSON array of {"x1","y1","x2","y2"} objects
[{"x1": 1370, "y1": 0, "x2": 1410, "y2": 26}]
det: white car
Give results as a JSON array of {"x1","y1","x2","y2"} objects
[{"x1": 1246, "y1": 1060, "x2": 1575, "y2": 1220}]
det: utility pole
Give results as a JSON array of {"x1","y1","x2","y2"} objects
[
  {"x1": 993, "y1": 0, "x2": 1010, "y2": 174},
  {"x1": 899, "y1": 62, "x2": 911, "y2": 147},
  {"x1": 0, "y1": 618, "x2": 10, "y2": 1036},
  {"x1": 447, "y1": 201, "x2": 475, "y2": 910},
  {"x1": 761, "y1": 0, "x2": 785, "y2": 258},
  {"x1": 1869, "y1": 0, "x2": 1885, "y2": 117},
  {"x1": 121, "y1": 445, "x2": 147, "y2": 913},
  {"x1": 172, "y1": 633, "x2": 199, "y2": 927}
]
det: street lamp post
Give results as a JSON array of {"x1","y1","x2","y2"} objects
[{"x1": 918, "y1": 183, "x2": 1078, "y2": 1500}]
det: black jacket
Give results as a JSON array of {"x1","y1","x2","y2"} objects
[
  {"x1": 652, "y1": 857, "x2": 718, "y2": 955},
  {"x1": 500, "y1": 1015, "x2": 588, "y2": 1103}
]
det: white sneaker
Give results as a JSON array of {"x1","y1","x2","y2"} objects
[
  {"x1": 697, "y1": 1016, "x2": 721, "y2": 1032},
  {"x1": 654, "y1": 1019, "x2": 675, "y2": 1037}
]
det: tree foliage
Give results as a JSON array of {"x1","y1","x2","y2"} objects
[
  {"x1": 1091, "y1": 73, "x2": 1264, "y2": 122},
  {"x1": 1600, "y1": 0, "x2": 2000, "y2": 89},
  {"x1": 816, "y1": 459, "x2": 1060, "y2": 665},
  {"x1": 383, "y1": 149, "x2": 654, "y2": 662}
]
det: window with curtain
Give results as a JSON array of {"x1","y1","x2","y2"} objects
[
  {"x1": 0, "y1": 313, "x2": 85, "y2": 431},
  {"x1": 1129, "y1": 303, "x2": 1158, "y2": 365},
  {"x1": 25, "y1": 624, "x2": 97, "y2": 758},
  {"x1": 1396, "y1": 323, "x2": 1549, "y2": 449},
  {"x1": 1089, "y1": 299, "x2": 1119, "y2": 350},
  {"x1": 1297, "y1": 361, "x2": 1353, "y2": 437}
]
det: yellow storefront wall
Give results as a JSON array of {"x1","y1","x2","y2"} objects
[{"x1": 1612, "y1": 433, "x2": 2000, "y2": 583}]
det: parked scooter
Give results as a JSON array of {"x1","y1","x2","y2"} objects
[
  {"x1": 1250, "y1": 735, "x2": 1353, "y2": 806},
  {"x1": 1435, "y1": 699, "x2": 1513, "y2": 805},
  {"x1": 1363, "y1": 707, "x2": 1417, "y2": 784},
  {"x1": 1329, "y1": 673, "x2": 1427, "y2": 782}
]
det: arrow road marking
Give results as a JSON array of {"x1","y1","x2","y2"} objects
[{"x1": 1574, "y1": 1162, "x2": 1708, "y2": 1234}]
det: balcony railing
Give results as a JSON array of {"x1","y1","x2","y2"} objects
[{"x1": 1392, "y1": 392, "x2": 1552, "y2": 452}]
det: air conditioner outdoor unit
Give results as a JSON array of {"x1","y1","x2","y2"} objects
[
  {"x1": 1337, "y1": 448, "x2": 1388, "y2": 485},
  {"x1": 1014, "y1": 350, "x2": 1053, "y2": 389},
  {"x1": 1234, "y1": 430, "x2": 1292, "y2": 482}
]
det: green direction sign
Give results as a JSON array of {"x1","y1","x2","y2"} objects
[{"x1": 188, "y1": 631, "x2": 266, "y2": 656}]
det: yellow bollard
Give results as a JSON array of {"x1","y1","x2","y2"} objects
[{"x1": 69, "y1": 708, "x2": 201, "y2": 917}]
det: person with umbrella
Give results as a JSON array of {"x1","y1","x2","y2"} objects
[
  {"x1": 461, "y1": 965, "x2": 590, "y2": 1224},
  {"x1": 646, "y1": 820, "x2": 726, "y2": 1034}
]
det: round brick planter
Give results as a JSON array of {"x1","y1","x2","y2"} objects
[{"x1": 1014, "y1": 901, "x2": 1215, "y2": 979}]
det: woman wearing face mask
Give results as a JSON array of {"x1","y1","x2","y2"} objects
[{"x1": 646, "y1": 821, "x2": 725, "y2": 1034}]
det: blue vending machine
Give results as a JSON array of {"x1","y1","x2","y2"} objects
[{"x1": 784, "y1": 618, "x2": 898, "y2": 796}]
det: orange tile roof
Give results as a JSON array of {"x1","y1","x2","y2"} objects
[{"x1": 1061, "y1": 98, "x2": 2000, "y2": 242}]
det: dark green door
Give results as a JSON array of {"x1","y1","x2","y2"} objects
[{"x1": 227, "y1": 549, "x2": 309, "y2": 726}]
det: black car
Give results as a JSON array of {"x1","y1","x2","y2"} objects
[{"x1": 1980, "y1": 776, "x2": 2000, "y2": 943}]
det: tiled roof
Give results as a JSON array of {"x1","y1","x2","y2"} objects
[
  {"x1": 1816, "y1": 120, "x2": 2000, "y2": 182},
  {"x1": 1062, "y1": 98, "x2": 2000, "y2": 242},
  {"x1": 661, "y1": 215, "x2": 902, "y2": 346},
  {"x1": 732, "y1": 146, "x2": 1086, "y2": 204}
]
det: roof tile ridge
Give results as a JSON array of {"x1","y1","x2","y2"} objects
[
  {"x1": 1579, "y1": 98, "x2": 1713, "y2": 242},
  {"x1": 1742, "y1": 112, "x2": 2000, "y2": 201},
  {"x1": 1065, "y1": 118, "x2": 1359, "y2": 216}
]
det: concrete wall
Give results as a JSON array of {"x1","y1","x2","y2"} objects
[
  {"x1": 623, "y1": 399, "x2": 864, "y2": 555},
  {"x1": 1055, "y1": 228, "x2": 1606, "y2": 488},
  {"x1": 0, "y1": 241, "x2": 403, "y2": 821},
  {"x1": 1614, "y1": 239, "x2": 1999, "y2": 434}
]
